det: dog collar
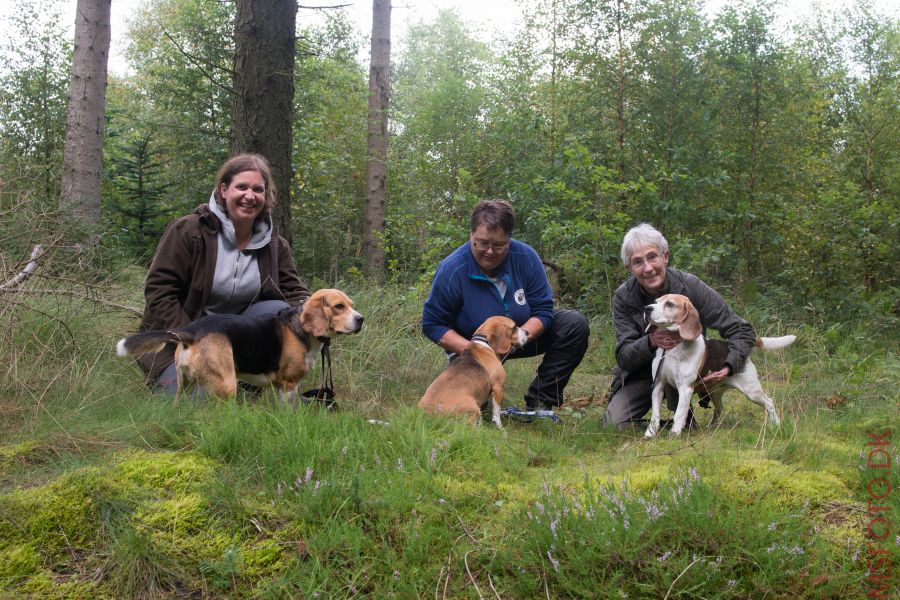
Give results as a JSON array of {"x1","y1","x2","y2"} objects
[{"x1": 471, "y1": 333, "x2": 490, "y2": 348}]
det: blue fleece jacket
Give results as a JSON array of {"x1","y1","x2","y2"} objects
[{"x1": 422, "y1": 239, "x2": 554, "y2": 344}]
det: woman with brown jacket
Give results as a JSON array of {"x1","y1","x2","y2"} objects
[{"x1": 135, "y1": 153, "x2": 309, "y2": 393}]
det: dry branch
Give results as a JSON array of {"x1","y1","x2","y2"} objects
[{"x1": 0, "y1": 244, "x2": 44, "y2": 290}]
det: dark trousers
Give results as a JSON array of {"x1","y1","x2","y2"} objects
[
  {"x1": 604, "y1": 372, "x2": 680, "y2": 428},
  {"x1": 504, "y1": 309, "x2": 590, "y2": 409}
]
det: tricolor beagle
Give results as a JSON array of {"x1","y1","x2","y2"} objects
[
  {"x1": 117, "y1": 289, "x2": 363, "y2": 402},
  {"x1": 644, "y1": 293, "x2": 795, "y2": 437},
  {"x1": 419, "y1": 316, "x2": 528, "y2": 427}
]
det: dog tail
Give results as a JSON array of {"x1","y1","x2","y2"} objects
[
  {"x1": 756, "y1": 335, "x2": 796, "y2": 351},
  {"x1": 116, "y1": 330, "x2": 193, "y2": 357}
]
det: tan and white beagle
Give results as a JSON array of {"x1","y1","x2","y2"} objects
[
  {"x1": 419, "y1": 316, "x2": 528, "y2": 427},
  {"x1": 117, "y1": 289, "x2": 363, "y2": 402},
  {"x1": 644, "y1": 293, "x2": 795, "y2": 437}
]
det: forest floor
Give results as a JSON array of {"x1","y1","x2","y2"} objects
[{"x1": 1, "y1": 278, "x2": 897, "y2": 598}]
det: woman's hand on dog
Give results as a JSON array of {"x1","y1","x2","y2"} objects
[{"x1": 701, "y1": 366, "x2": 730, "y2": 385}]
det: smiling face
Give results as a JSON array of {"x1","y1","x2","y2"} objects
[
  {"x1": 627, "y1": 243, "x2": 669, "y2": 297},
  {"x1": 470, "y1": 225, "x2": 510, "y2": 275},
  {"x1": 220, "y1": 170, "x2": 266, "y2": 231}
]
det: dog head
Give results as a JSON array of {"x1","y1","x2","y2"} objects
[
  {"x1": 645, "y1": 293, "x2": 702, "y2": 341},
  {"x1": 474, "y1": 316, "x2": 527, "y2": 356},
  {"x1": 300, "y1": 289, "x2": 364, "y2": 338}
]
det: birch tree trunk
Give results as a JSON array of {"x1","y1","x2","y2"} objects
[
  {"x1": 59, "y1": 0, "x2": 111, "y2": 229},
  {"x1": 363, "y1": 0, "x2": 391, "y2": 279}
]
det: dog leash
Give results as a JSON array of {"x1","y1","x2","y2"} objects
[
  {"x1": 301, "y1": 338, "x2": 336, "y2": 411},
  {"x1": 492, "y1": 334, "x2": 562, "y2": 423},
  {"x1": 652, "y1": 348, "x2": 666, "y2": 385}
]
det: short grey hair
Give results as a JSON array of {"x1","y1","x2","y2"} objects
[{"x1": 621, "y1": 223, "x2": 668, "y2": 266}]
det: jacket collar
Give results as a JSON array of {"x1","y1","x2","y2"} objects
[
  {"x1": 625, "y1": 267, "x2": 686, "y2": 305},
  {"x1": 194, "y1": 203, "x2": 221, "y2": 234}
]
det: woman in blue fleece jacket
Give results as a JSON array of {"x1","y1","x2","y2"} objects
[{"x1": 422, "y1": 199, "x2": 590, "y2": 411}]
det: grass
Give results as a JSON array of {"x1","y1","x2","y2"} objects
[{"x1": 0, "y1": 274, "x2": 897, "y2": 599}]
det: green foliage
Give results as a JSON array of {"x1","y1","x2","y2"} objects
[
  {"x1": 291, "y1": 14, "x2": 369, "y2": 281},
  {"x1": 501, "y1": 469, "x2": 851, "y2": 598},
  {"x1": 514, "y1": 143, "x2": 643, "y2": 310},
  {"x1": 115, "y1": 0, "x2": 235, "y2": 216},
  {"x1": 1, "y1": 0, "x2": 898, "y2": 322},
  {"x1": 104, "y1": 131, "x2": 175, "y2": 262},
  {"x1": 387, "y1": 10, "x2": 494, "y2": 278},
  {"x1": 0, "y1": 0, "x2": 70, "y2": 202}
]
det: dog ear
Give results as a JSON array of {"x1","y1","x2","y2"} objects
[
  {"x1": 301, "y1": 293, "x2": 330, "y2": 337},
  {"x1": 488, "y1": 324, "x2": 512, "y2": 355},
  {"x1": 678, "y1": 299, "x2": 702, "y2": 341}
]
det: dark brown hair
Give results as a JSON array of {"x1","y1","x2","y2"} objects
[
  {"x1": 213, "y1": 153, "x2": 276, "y2": 216},
  {"x1": 470, "y1": 199, "x2": 515, "y2": 235}
]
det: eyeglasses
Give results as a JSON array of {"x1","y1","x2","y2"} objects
[
  {"x1": 472, "y1": 239, "x2": 510, "y2": 252},
  {"x1": 629, "y1": 253, "x2": 663, "y2": 269}
]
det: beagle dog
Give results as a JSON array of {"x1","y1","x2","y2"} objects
[
  {"x1": 644, "y1": 293, "x2": 795, "y2": 437},
  {"x1": 419, "y1": 316, "x2": 528, "y2": 427},
  {"x1": 117, "y1": 289, "x2": 363, "y2": 402}
]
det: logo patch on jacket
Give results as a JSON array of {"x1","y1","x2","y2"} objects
[{"x1": 514, "y1": 288, "x2": 526, "y2": 305}]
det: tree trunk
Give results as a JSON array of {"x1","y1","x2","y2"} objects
[
  {"x1": 613, "y1": 0, "x2": 628, "y2": 210},
  {"x1": 363, "y1": 0, "x2": 391, "y2": 279},
  {"x1": 231, "y1": 0, "x2": 297, "y2": 246},
  {"x1": 60, "y1": 0, "x2": 111, "y2": 229}
]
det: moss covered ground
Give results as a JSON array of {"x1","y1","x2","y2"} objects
[{"x1": 0, "y1": 283, "x2": 897, "y2": 598}]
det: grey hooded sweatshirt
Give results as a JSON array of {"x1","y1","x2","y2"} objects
[{"x1": 205, "y1": 193, "x2": 273, "y2": 315}]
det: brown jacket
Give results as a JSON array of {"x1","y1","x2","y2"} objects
[{"x1": 137, "y1": 204, "x2": 309, "y2": 377}]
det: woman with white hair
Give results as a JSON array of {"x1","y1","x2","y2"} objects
[{"x1": 605, "y1": 223, "x2": 756, "y2": 429}]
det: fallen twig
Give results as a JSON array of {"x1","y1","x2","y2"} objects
[
  {"x1": 464, "y1": 550, "x2": 485, "y2": 600},
  {"x1": 663, "y1": 555, "x2": 714, "y2": 600},
  {"x1": 0, "y1": 244, "x2": 44, "y2": 290},
  {"x1": 487, "y1": 571, "x2": 502, "y2": 600}
]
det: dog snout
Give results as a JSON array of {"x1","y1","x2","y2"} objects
[
  {"x1": 515, "y1": 327, "x2": 528, "y2": 346},
  {"x1": 352, "y1": 312, "x2": 364, "y2": 331}
]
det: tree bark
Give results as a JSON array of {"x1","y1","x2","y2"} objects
[
  {"x1": 363, "y1": 0, "x2": 391, "y2": 279},
  {"x1": 59, "y1": 0, "x2": 111, "y2": 229},
  {"x1": 231, "y1": 0, "x2": 297, "y2": 246}
]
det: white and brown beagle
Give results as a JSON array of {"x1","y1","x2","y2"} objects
[
  {"x1": 117, "y1": 289, "x2": 363, "y2": 402},
  {"x1": 419, "y1": 316, "x2": 528, "y2": 427},
  {"x1": 644, "y1": 293, "x2": 795, "y2": 437}
]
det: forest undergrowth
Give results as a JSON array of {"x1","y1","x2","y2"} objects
[{"x1": 0, "y1": 253, "x2": 897, "y2": 599}]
